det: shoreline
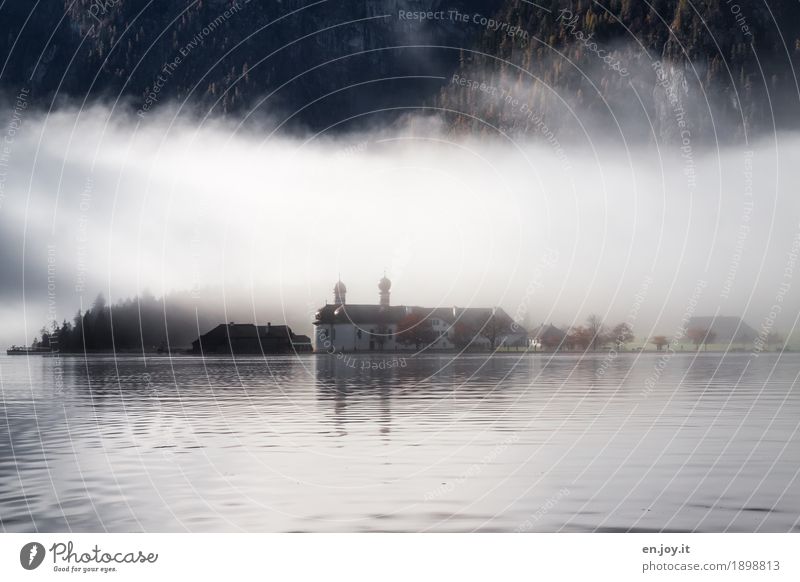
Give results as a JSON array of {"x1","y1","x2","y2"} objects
[{"x1": 3, "y1": 348, "x2": 790, "y2": 357}]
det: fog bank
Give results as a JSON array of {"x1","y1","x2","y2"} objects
[{"x1": 0, "y1": 105, "x2": 798, "y2": 347}]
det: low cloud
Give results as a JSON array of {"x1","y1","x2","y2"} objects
[{"x1": 0, "y1": 103, "x2": 798, "y2": 346}]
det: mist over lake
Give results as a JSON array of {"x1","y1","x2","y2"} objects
[{"x1": 1, "y1": 107, "x2": 799, "y2": 350}]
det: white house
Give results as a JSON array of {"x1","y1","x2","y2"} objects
[{"x1": 313, "y1": 276, "x2": 528, "y2": 353}]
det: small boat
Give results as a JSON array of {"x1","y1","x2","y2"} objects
[{"x1": 5, "y1": 346, "x2": 53, "y2": 355}]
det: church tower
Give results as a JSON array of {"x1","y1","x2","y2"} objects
[
  {"x1": 378, "y1": 273, "x2": 391, "y2": 307},
  {"x1": 333, "y1": 278, "x2": 347, "y2": 304}
]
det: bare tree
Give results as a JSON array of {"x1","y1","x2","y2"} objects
[
  {"x1": 611, "y1": 322, "x2": 634, "y2": 349},
  {"x1": 480, "y1": 310, "x2": 513, "y2": 351},
  {"x1": 586, "y1": 314, "x2": 606, "y2": 351},
  {"x1": 651, "y1": 335, "x2": 669, "y2": 351}
]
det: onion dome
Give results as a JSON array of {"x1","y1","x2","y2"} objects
[{"x1": 333, "y1": 279, "x2": 347, "y2": 304}]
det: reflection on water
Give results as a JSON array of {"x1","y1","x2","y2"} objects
[{"x1": 0, "y1": 352, "x2": 798, "y2": 532}]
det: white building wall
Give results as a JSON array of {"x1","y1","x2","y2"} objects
[
  {"x1": 315, "y1": 319, "x2": 526, "y2": 352},
  {"x1": 315, "y1": 323, "x2": 401, "y2": 353}
]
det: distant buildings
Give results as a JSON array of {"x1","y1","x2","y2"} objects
[
  {"x1": 6, "y1": 346, "x2": 53, "y2": 356},
  {"x1": 529, "y1": 324, "x2": 567, "y2": 350},
  {"x1": 313, "y1": 276, "x2": 528, "y2": 353},
  {"x1": 686, "y1": 316, "x2": 757, "y2": 345},
  {"x1": 191, "y1": 322, "x2": 312, "y2": 355}
]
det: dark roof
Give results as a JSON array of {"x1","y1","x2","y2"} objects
[
  {"x1": 258, "y1": 324, "x2": 292, "y2": 338},
  {"x1": 193, "y1": 323, "x2": 303, "y2": 343},
  {"x1": 191, "y1": 322, "x2": 312, "y2": 354},
  {"x1": 531, "y1": 324, "x2": 566, "y2": 338},
  {"x1": 222, "y1": 324, "x2": 260, "y2": 339},
  {"x1": 686, "y1": 316, "x2": 757, "y2": 342}
]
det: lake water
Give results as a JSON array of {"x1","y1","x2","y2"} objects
[{"x1": 1, "y1": 352, "x2": 798, "y2": 532}]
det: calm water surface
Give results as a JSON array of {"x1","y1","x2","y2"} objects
[{"x1": 1, "y1": 352, "x2": 798, "y2": 532}]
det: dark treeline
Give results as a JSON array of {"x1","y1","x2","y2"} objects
[{"x1": 37, "y1": 292, "x2": 218, "y2": 353}]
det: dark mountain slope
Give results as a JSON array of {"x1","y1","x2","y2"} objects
[
  {"x1": 435, "y1": 0, "x2": 800, "y2": 142},
  {"x1": 1, "y1": 0, "x2": 496, "y2": 130},
  {"x1": 1, "y1": 1, "x2": 798, "y2": 139}
]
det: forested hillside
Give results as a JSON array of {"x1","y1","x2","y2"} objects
[
  {"x1": 1, "y1": 0, "x2": 490, "y2": 129},
  {"x1": 1, "y1": 1, "x2": 798, "y2": 138},
  {"x1": 436, "y1": 0, "x2": 800, "y2": 142}
]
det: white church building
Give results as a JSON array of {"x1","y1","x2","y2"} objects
[{"x1": 313, "y1": 276, "x2": 528, "y2": 353}]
